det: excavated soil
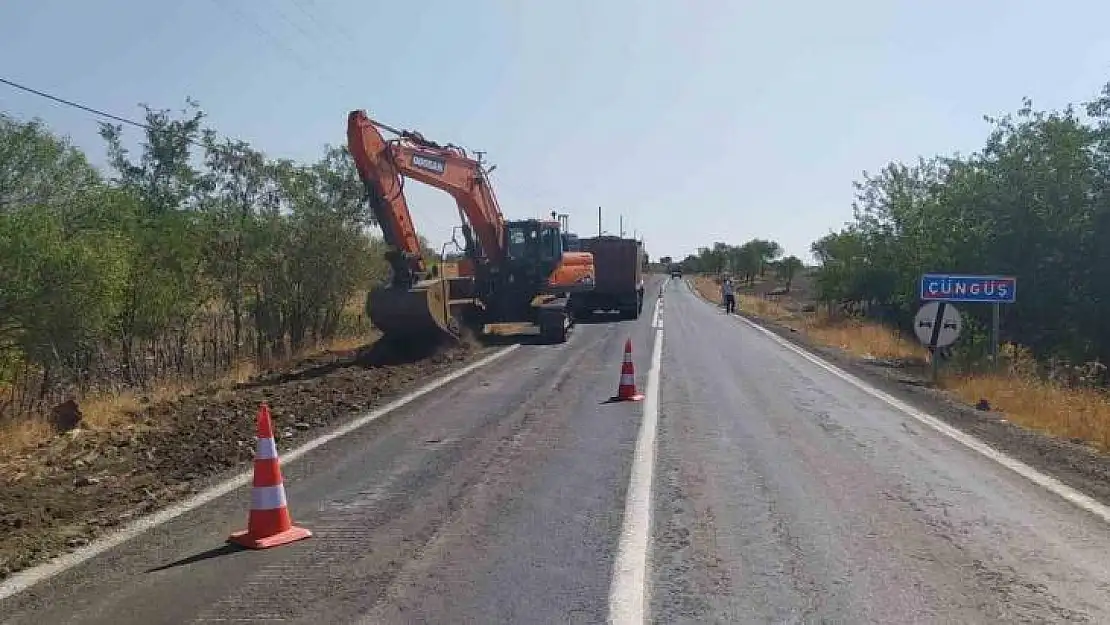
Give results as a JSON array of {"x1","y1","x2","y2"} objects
[{"x1": 0, "y1": 336, "x2": 491, "y2": 582}]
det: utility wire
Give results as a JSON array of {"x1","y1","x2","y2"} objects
[
  {"x1": 0, "y1": 74, "x2": 412, "y2": 153},
  {"x1": 271, "y1": 0, "x2": 341, "y2": 61},
  {"x1": 0, "y1": 76, "x2": 149, "y2": 131},
  {"x1": 210, "y1": 0, "x2": 318, "y2": 78},
  {"x1": 209, "y1": 0, "x2": 360, "y2": 102},
  {"x1": 280, "y1": 0, "x2": 361, "y2": 71},
  {"x1": 0, "y1": 75, "x2": 233, "y2": 150},
  {"x1": 288, "y1": 0, "x2": 365, "y2": 56}
]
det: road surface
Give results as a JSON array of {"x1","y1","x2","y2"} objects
[{"x1": 2, "y1": 276, "x2": 1110, "y2": 624}]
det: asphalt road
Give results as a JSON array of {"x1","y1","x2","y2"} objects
[
  {"x1": 4, "y1": 276, "x2": 1110, "y2": 624},
  {"x1": 652, "y1": 280, "x2": 1110, "y2": 623},
  {"x1": 0, "y1": 279, "x2": 663, "y2": 625}
]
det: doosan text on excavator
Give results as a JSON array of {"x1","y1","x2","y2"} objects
[{"x1": 346, "y1": 110, "x2": 603, "y2": 344}]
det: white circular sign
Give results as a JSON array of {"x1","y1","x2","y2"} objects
[{"x1": 914, "y1": 301, "x2": 963, "y2": 348}]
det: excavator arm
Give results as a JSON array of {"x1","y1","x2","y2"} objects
[
  {"x1": 347, "y1": 110, "x2": 506, "y2": 269},
  {"x1": 346, "y1": 111, "x2": 428, "y2": 288}
]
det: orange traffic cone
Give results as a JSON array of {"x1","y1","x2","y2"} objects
[
  {"x1": 611, "y1": 338, "x2": 645, "y2": 402},
  {"x1": 228, "y1": 403, "x2": 312, "y2": 549}
]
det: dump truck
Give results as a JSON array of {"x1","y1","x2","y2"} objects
[
  {"x1": 347, "y1": 110, "x2": 597, "y2": 344},
  {"x1": 569, "y1": 236, "x2": 645, "y2": 319}
]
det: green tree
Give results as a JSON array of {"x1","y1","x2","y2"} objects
[
  {"x1": 99, "y1": 103, "x2": 208, "y2": 382},
  {"x1": 807, "y1": 86, "x2": 1110, "y2": 364},
  {"x1": 0, "y1": 98, "x2": 391, "y2": 420},
  {"x1": 776, "y1": 255, "x2": 804, "y2": 292}
]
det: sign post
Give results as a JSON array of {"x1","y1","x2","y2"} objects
[
  {"x1": 914, "y1": 301, "x2": 963, "y2": 383},
  {"x1": 992, "y1": 303, "x2": 1000, "y2": 363},
  {"x1": 919, "y1": 274, "x2": 1016, "y2": 369}
]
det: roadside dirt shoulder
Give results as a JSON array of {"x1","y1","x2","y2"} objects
[
  {"x1": 684, "y1": 279, "x2": 1110, "y2": 509},
  {"x1": 0, "y1": 338, "x2": 493, "y2": 582}
]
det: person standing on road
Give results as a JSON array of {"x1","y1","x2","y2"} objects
[{"x1": 721, "y1": 277, "x2": 736, "y2": 314}]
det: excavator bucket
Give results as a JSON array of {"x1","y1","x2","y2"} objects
[{"x1": 366, "y1": 278, "x2": 462, "y2": 343}]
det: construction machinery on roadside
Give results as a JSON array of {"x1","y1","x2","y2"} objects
[{"x1": 346, "y1": 110, "x2": 596, "y2": 344}]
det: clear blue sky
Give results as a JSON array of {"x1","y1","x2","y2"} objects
[{"x1": 3, "y1": 0, "x2": 1110, "y2": 262}]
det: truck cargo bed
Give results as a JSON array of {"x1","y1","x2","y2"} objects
[{"x1": 571, "y1": 236, "x2": 645, "y2": 319}]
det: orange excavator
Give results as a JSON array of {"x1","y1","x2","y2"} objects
[{"x1": 346, "y1": 110, "x2": 596, "y2": 344}]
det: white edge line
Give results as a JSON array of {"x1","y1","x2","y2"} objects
[
  {"x1": 0, "y1": 344, "x2": 521, "y2": 601},
  {"x1": 731, "y1": 312, "x2": 1110, "y2": 524},
  {"x1": 608, "y1": 324, "x2": 663, "y2": 624}
]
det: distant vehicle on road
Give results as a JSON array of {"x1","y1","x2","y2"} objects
[{"x1": 669, "y1": 263, "x2": 682, "y2": 279}]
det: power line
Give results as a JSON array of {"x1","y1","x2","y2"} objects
[
  {"x1": 207, "y1": 0, "x2": 359, "y2": 101},
  {"x1": 0, "y1": 72, "x2": 410, "y2": 151},
  {"x1": 0, "y1": 76, "x2": 227, "y2": 150},
  {"x1": 0, "y1": 76, "x2": 148, "y2": 131},
  {"x1": 289, "y1": 0, "x2": 364, "y2": 56},
  {"x1": 209, "y1": 0, "x2": 318, "y2": 77},
  {"x1": 281, "y1": 0, "x2": 362, "y2": 71},
  {"x1": 272, "y1": 1, "x2": 338, "y2": 60}
]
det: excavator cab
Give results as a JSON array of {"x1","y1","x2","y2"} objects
[
  {"x1": 502, "y1": 219, "x2": 594, "y2": 294},
  {"x1": 505, "y1": 220, "x2": 560, "y2": 269},
  {"x1": 481, "y1": 218, "x2": 593, "y2": 340}
]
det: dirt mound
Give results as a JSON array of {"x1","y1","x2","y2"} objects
[{"x1": 0, "y1": 338, "x2": 486, "y2": 582}]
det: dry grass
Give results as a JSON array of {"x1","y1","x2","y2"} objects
[
  {"x1": 0, "y1": 417, "x2": 54, "y2": 453},
  {"x1": 74, "y1": 332, "x2": 371, "y2": 433},
  {"x1": 804, "y1": 320, "x2": 926, "y2": 361},
  {"x1": 78, "y1": 383, "x2": 191, "y2": 431},
  {"x1": 942, "y1": 374, "x2": 1110, "y2": 449},
  {"x1": 697, "y1": 279, "x2": 926, "y2": 361},
  {"x1": 0, "y1": 332, "x2": 377, "y2": 461},
  {"x1": 692, "y1": 275, "x2": 1110, "y2": 451}
]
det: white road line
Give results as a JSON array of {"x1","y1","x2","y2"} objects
[
  {"x1": 0, "y1": 344, "x2": 521, "y2": 602},
  {"x1": 651, "y1": 296, "x2": 663, "y2": 329},
  {"x1": 732, "y1": 313, "x2": 1110, "y2": 525},
  {"x1": 608, "y1": 324, "x2": 663, "y2": 624}
]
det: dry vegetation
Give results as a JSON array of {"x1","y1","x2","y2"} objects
[
  {"x1": 693, "y1": 275, "x2": 1110, "y2": 451},
  {"x1": 0, "y1": 293, "x2": 376, "y2": 462}
]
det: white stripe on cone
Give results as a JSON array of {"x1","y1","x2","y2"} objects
[
  {"x1": 620, "y1": 373, "x2": 636, "y2": 385},
  {"x1": 250, "y1": 484, "x2": 289, "y2": 511},
  {"x1": 256, "y1": 437, "x2": 278, "y2": 461}
]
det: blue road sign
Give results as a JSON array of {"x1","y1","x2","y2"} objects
[{"x1": 920, "y1": 274, "x2": 1016, "y2": 304}]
